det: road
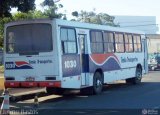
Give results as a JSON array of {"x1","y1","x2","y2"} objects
[{"x1": 6, "y1": 71, "x2": 160, "y2": 114}]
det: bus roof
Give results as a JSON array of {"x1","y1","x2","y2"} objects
[
  {"x1": 55, "y1": 19, "x2": 145, "y2": 35},
  {"x1": 5, "y1": 18, "x2": 145, "y2": 35}
]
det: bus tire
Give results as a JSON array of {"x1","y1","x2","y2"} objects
[
  {"x1": 126, "y1": 67, "x2": 142, "y2": 84},
  {"x1": 134, "y1": 67, "x2": 142, "y2": 84},
  {"x1": 93, "y1": 72, "x2": 103, "y2": 94}
]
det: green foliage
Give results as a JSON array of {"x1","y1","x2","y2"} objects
[
  {"x1": 72, "y1": 10, "x2": 119, "y2": 27},
  {"x1": 42, "y1": 5, "x2": 63, "y2": 18},
  {"x1": 72, "y1": 11, "x2": 78, "y2": 17},
  {"x1": 0, "y1": 17, "x2": 13, "y2": 47},
  {"x1": 0, "y1": 0, "x2": 12, "y2": 17},
  {"x1": 13, "y1": 10, "x2": 48, "y2": 20},
  {"x1": 42, "y1": 0, "x2": 55, "y2": 7},
  {"x1": 0, "y1": 0, "x2": 36, "y2": 18},
  {"x1": 15, "y1": 0, "x2": 36, "y2": 13},
  {"x1": 41, "y1": 0, "x2": 65, "y2": 19}
]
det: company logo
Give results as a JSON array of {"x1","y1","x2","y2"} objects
[
  {"x1": 142, "y1": 109, "x2": 159, "y2": 115},
  {"x1": 5, "y1": 61, "x2": 33, "y2": 70}
]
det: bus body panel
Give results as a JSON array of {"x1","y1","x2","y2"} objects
[{"x1": 5, "y1": 55, "x2": 59, "y2": 81}]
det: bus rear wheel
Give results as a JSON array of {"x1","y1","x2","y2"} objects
[
  {"x1": 93, "y1": 72, "x2": 103, "y2": 94},
  {"x1": 126, "y1": 67, "x2": 142, "y2": 84}
]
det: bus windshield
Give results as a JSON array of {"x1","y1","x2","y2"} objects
[{"x1": 6, "y1": 23, "x2": 53, "y2": 54}]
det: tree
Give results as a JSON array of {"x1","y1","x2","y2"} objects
[
  {"x1": 13, "y1": 0, "x2": 36, "y2": 13},
  {"x1": 0, "y1": 0, "x2": 12, "y2": 17},
  {"x1": 72, "y1": 10, "x2": 119, "y2": 27},
  {"x1": 72, "y1": 11, "x2": 78, "y2": 17},
  {"x1": 41, "y1": 0, "x2": 65, "y2": 19},
  {"x1": 0, "y1": 0, "x2": 36, "y2": 18},
  {"x1": 0, "y1": 17, "x2": 12, "y2": 47}
]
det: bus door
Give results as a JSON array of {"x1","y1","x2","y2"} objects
[
  {"x1": 142, "y1": 38, "x2": 148, "y2": 73},
  {"x1": 78, "y1": 34, "x2": 89, "y2": 86}
]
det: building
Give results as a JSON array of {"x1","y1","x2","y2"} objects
[
  {"x1": 114, "y1": 16, "x2": 159, "y2": 34},
  {"x1": 146, "y1": 34, "x2": 160, "y2": 54}
]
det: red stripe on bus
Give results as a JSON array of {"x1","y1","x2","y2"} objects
[{"x1": 90, "y1": 53, "x2": 119, "y2": 64}]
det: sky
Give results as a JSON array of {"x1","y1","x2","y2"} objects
[{"x1": 35, "y1": 0, "x2": 160, "y2": 33}]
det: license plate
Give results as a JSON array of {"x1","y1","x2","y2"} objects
[{"x1": 26, "y1": 77, "x2": 35, "y2": 81}]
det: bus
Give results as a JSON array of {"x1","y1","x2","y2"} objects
[{"x1": 4, "y1": 19, "x2": 148, "y2": 95}]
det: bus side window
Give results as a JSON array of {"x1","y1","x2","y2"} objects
[
  {"x1": 115, "y1": 33, "x2": 125, "y2": 53},
  {"x1": 124, "y1": 34, "x2": 133, "y2": 52},
  {"x1": 103, "y1": 32, "x2": 114, "y2": 53},
  {"x1": 90, "y1": 31, "x2": 103, "y2": 53},
  {"x1": 133, "y1": 35, "x2": 142, "y2": 52},
  {"x1": 8, "y1": 32, "x2": 15, "y2": 53},
  {"x1": 60, "y1": 28, "x2": 77, "y2": 54}
]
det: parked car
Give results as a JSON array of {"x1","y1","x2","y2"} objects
[
  {"x1": 148, "y1": 58, "x2": 157, "y2": 71},
  {"x1": 148, "y1": 53, "x2": 160, "y2": 71}
]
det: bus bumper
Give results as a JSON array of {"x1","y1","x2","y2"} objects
[{"x1": 5, "y1": 81, "x2": 61, "y2": 88}]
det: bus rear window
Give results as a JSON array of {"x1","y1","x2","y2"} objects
[{"x1": 6, "y1": 23, "x2": 53, "y2": 54}]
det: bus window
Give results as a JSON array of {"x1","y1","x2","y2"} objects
[
  {"x1": 115, "y1": 33, "x2": 125, "y2": 52},
  {"x1": 8, "y1": 32, "x2": 15, "y2": 53},
  {"x1": 103, "y1": 32, "x2": 114, "y2": 53},
  {"x1": 124, "y1": 34, "x2": 133, "y2": 52},
  {"x1": 6, "y1": 24, "x2": 52, "y2": 54},
  {"x1": 60, "y1": 28, "x2": 77, "y2": 54},
  {"x1": 133, "y1": 35, "x2": 142, "y2": 52},
  {"x1": 90, "y1": 31, "x2": 103, "y2": 53}
]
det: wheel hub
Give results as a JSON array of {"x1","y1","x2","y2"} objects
[{"x1": 96, "y1": 79, "x2": 102, "y2": 88}]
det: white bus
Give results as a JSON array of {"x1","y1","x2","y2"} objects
[{"x1": 4, "y1": 19, "x2": 148, "y2": 94}]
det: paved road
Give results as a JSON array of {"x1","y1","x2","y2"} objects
[{"x1": 8, "y1": 71, "x2": 160, "y2": 115}]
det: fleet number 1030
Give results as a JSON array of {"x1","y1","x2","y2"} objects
[
  {"x1": 5, "y1": 63, "x2": 15, "y2": 69},
  {"x1": 64, "y1": 60, "x2": 77, "y2": 69}
]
